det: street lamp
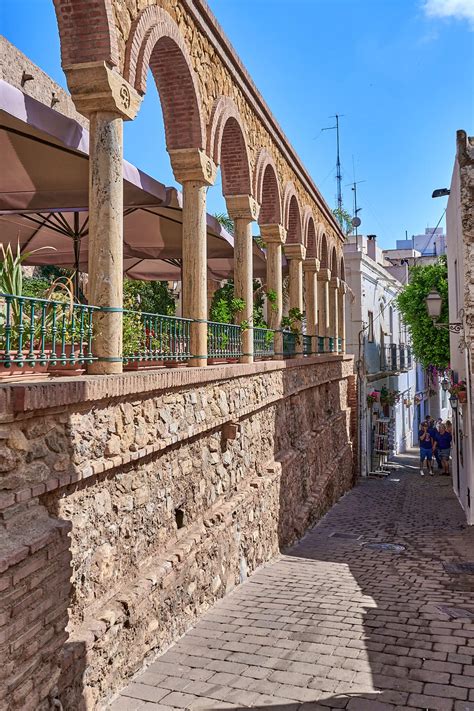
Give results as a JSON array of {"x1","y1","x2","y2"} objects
[
  {"x1": 441, "y1": 378, "x2": 450, "y2": 391},
  {"x1": 432, "y1": 188, "x2": 450, "y2": 198},
  {"x1": 449, "y1": 394, "x2": 458, "y2": 409},
  {"x1": 425, "y1": 290, "x2": 443, "y2": 319},
  {"x1": 424, "y1": 289, "x2": 463, "y2": 334}
]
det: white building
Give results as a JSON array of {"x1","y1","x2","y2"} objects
[
  {"x1": 344, "y1": 235, "x2": 418, "y2": 476},
  {"x1": 446, "y1": 130, "x2": 474, "y2": 524}
]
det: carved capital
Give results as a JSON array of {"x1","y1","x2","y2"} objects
[
  {"x1": 330, "y1": 276, "x2": 341, "y2": 289},
  {"x1": 169, "y1": 148, "x2": 217, "y2": 186},
  {"x1": 284, "y1": 243, "x2": 306, "y2": 261},
  {"x1": 64, "y1": 62, "x2": 142, "y2": 120},
  {"x1": 318, "y1": 268, "x2": 332, "y2": 282},
  {"x1": 226, "y1": 195, "x2": 260, "y2": 221},
  {"x1": 260, "y1": 224, "x2": 286, "y2": 246},
  {"x1": 338, "y1": 281, "x2": 348, "y2": 295},
  {"x1": 303, "y1": 258, "x2": 320, "y2": 273}
]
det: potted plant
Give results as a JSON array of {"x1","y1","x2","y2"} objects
[
  {"x1": 367, "y1": 391, "x2": 379, "y2": 408},
  {"x1": 450, "y1": 380, "x2": 467, "y2": 403},
  {"x1": 0, "y1": 243, "x2": 53, "y2": 379}
]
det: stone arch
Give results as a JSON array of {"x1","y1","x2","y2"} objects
[
  {"x1": 124, "y1": 6, "x2": 205, "y2": 150},
  {"x1": 282, "y1": 183, "x2": 302, "y2": 245},
  {"x1": 340, "y1": 256, "x2": 346, "y2": 281},
  {"x1": 306, "y1": 216, "x2": 317, "y2": 258},
  {"x1": 53, "y1": 0, "x2": 119, "y2": 68},
  {"x1": 320, "y1": 234, "x2": 329, "y2": 269},
  {"x1": 254, "y1": 149, "x2": 282, "y2": 224},
  {"x1": 207, "y1": 97, "x2": 251, "y2": 196},
  {"x1": 330, "y1": 246, "x2": 339, "y2": 277}
]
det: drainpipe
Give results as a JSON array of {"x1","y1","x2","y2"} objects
[{"x1": 357, "y1": 326, "x2": 367, "y2": 477}]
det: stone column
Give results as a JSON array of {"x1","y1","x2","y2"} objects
[
  {"x1": 227, "y1": 196, "x2": 260, "y2": 364},
  {"x1": 86, "y1": 112, "x2": 124, "y2": 373},
  {"x1": 338, "y1": 281, "x2": 347, "y2": 354},
  {"x1": 284, "y1": 243, "x2": 306, "y2": 353},
  {"x1": 317, "y1": 268, "x2": 331, "y2": 349},
  {"x1": 261, "y1": 224, "x2": 287, "y2": 358},
  {"x1": 170, "y1": 149, "x2": 217, "y2": 367},
  {"x1": 63, "y1": 63, "x2": 142, "y2": 375},
  {"x1": 329, "y1": 276, "x2": 340, "y2": 353},
  {"x1": 303, "y1": 258, "x2": 320, "y2": 354}
]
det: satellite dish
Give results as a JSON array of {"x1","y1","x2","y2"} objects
[{"x1": 351, "y1": 217, "x2": 361, "y2": 227}]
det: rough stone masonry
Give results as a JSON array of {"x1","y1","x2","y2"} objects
[{"x1": 0, "y1": 356, "x2": 356, "y2": 709}]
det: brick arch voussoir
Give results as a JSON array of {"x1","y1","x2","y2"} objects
[
  {"x1": 330, "y1": 246, "x2": 339, "y2": 278},
  {"x1": 254, "y1": 149, "x2": 282, "y2": 225},
  {"x1": 123, "y1": 5, "x2": 205, "y2": 150},
  {"x1": 305, "y1": 212, "x2": 317, "y2": 257},
  {"x1": 207, "y1": 97, "x2": 252, "y2": 196},
  {"x1": 319, "y1": 231, "x2": 329, "y2": 269},
  {"x1": 53, "y1": 0, "x2": 119, "y2": 68},
  {"x1": 285, "y1": 192, "x2": 303, "y2": 246}
]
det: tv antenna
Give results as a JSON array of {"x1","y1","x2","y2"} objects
[
  {"x1": 322, "y1": 114, "x2": 344, "y2": 217},
  {"x1": 346, "y1": 179, "x2": 365, "y2": 251}
]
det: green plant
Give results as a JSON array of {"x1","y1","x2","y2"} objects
[
  {"x1": 333, "y1": 207, "x2": 353, "y2": 236},
  {"x1": 396, "y1": 257, "x2": 449, "y2": 368},
  {"x1": 265, "y1": 289, "x2": 278, "y2": 313},
  {"x1": 213, "y1": 213, "x2": 234, "y2": 234},
  {"x1": 123, "y1": 279, "x2": 175, "y2": 316}
]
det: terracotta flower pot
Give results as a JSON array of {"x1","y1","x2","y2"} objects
[
  {"x1": 0, "y1": 350, "x2": 50, "y2": 380},
  {"x1": 48, "y1": 344, "x2": 86, "y2": 376}
]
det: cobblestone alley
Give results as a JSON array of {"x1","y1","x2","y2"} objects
[{"x1": 111, "y1": 452, "x2": 474, "y2": 711}]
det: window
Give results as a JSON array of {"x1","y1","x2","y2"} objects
[{"x1": 367, "y1": 311, "x2": 374, "y2": 342}]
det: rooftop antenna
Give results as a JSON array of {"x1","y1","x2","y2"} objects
[
  {"x1": 346, "y1": 176, "x2": 365, "y2": 251},
  {"x1": 322, "y1": 114, "x2": 344, "y2": 220}
]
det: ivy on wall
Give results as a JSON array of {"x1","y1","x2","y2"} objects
[{"x1": 396, "y1": 256, "x2": 450, "y2": 369}]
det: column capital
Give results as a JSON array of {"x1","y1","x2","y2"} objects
[
  {"x1": 64, "y1": 61, "x2": 142, "y2": 120},
  {"x1": 330, "y1": 276, "x2": 341, "y2": 289},
  {"x1": 260, "y1": 224, "x2": 286, "y2": 245},
  {"x1": 284, "y1": 243, "x2": 306, "y2": 261},
  {"x1": 318, "y1": 268, "x2": 332, "y2": 282},
  {"x1": 226, "y1": 195, "x2": 260, "y2": 221},
  {"x1": 169, "y1": 148, "x2": 217, "y2": 186},
  {"x1": 303, "y1": 258, "x2": 320, "y2": 273},
  {"x1": 338, "y1": 281, "x2": 348, "y2": 295}
]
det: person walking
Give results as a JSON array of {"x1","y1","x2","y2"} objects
[
  {"x1": 434, "y1": 423, "x2": 452, "y2": 476},
  {"x1": 419, "y1": 421, "x2": 434, "y2": 476},
  {"x1": 427, "y1": 416, "x2": 442, "y2": 470}
]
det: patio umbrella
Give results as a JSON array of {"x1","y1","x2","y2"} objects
[{"x1": 0, "y1": 79, "x2": 266, "y2": 285}]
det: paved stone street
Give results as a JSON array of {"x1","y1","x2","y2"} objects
[{"x1": 110, "y1": 452, "x2": 474, "y2": 711}]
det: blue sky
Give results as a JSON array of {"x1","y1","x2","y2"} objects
[{"x1": 1, "y1": 0, "x2": 473, "y2": 248}]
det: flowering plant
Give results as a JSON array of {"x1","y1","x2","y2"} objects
[
  {"x1": 450, "y1": 380, "x2": 467, "y2": 396},
  {"x1": 367, "y1": 391, "x2": 379, "y2": 407},
  {"x1": 380, "y1": 386, "x2": 400, "y2": 406}
]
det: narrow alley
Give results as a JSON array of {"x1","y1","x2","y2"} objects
[{"x1": 111, "y1": 452, "x2": 474, "y2": 711}]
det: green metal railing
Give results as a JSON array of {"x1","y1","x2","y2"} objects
[
  {"x1": 338, "y1": 337, "x2": 343, "y2": 353},
  {"x1": 122, "y1": 310, "x2": 191, "y2": 364},
  {"x1": 0, "y1": 292, "x2": 96, "y2": 369},
  {"x1": 318, "y1": 336, "x2": 326, "y2": 353},
  {"x1": 254, "y1": 327, "x2": 275, "y2": 358},
  {"x1": 282, "y1": 330, "x2": 297, "y2": 358},
  {"x1": 207, "y1": 321, "x2": 242, "y2": 359},
  {"x1": 328, "y1": 336, "x2": 335, "y2": 353},
  {"x1": 302, "y1": 334, "x2": 313, "y2": 356}
]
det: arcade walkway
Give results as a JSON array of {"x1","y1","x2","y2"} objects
[{"x1": 111, "y1": 452, "x2": 474, "y2": 711}]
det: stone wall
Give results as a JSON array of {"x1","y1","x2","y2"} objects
[{"x1": 0, "y1": 356, "x2": 356, "y2": 709}]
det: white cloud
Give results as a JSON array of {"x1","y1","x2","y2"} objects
[{"x1": 423, "y1": 0, "x2": 474, "y2": 27}]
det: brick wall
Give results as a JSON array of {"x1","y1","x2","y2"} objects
[{"x1": 0, "y1": 356, "x2": 356, "y2": 709}]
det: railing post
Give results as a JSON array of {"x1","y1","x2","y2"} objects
[
  {"x1": 303, "y1": 257, "x2": 320, "y2": 354},
  {"x1": 284, "y1": 243, "x2": 306, "y2": 354},
  {"x1": 227, "y1": 196, "x2": 260, "y2": 364},
  {"x1": 261, "y1": 224, "x2": 287, "y2": 358},
  {"x1": 170, "y1": 149, "x2": 217, "y2": 367}
]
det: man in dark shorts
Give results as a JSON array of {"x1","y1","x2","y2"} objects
[
  {"x1": 426, "y1": 415, "x2": 441, "y2": 469},
  {"x1": 434, "y1": 424, "x2": 452, "y2": 475}
]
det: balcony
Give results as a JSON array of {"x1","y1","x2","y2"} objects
[
  {"x1": 381, "y1": 344, "x2": 413, "y2": 373},
  {"x1": 0, "y1": 293, "x2": 344, "y2": 378}
]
